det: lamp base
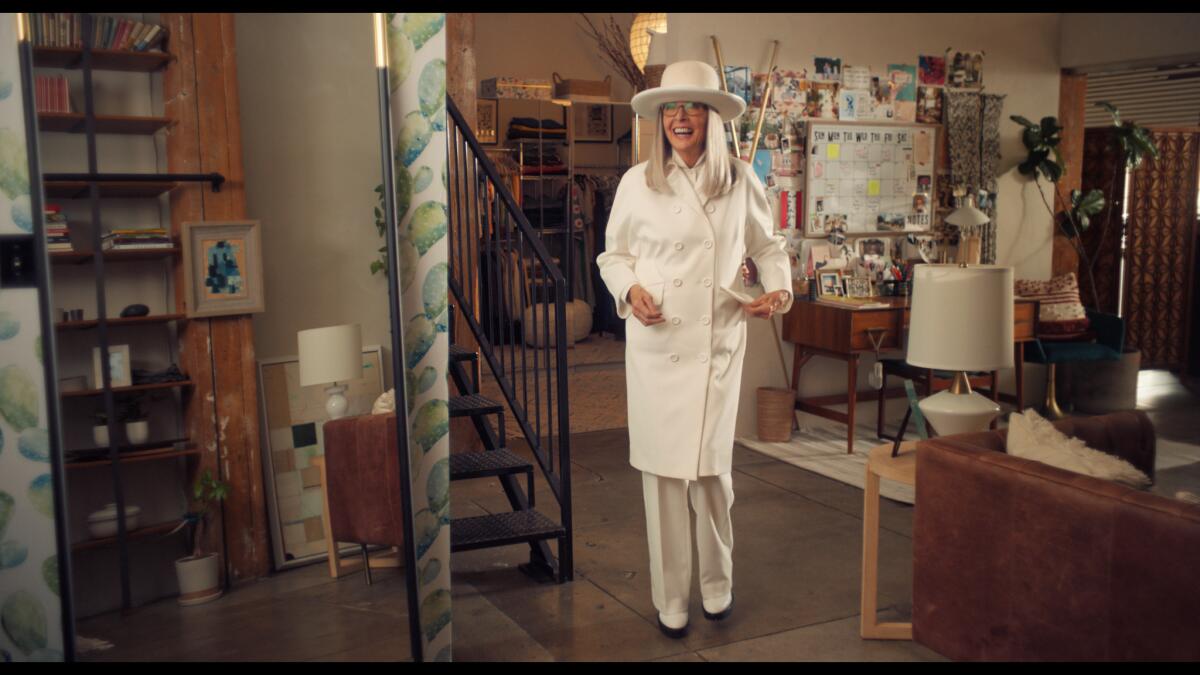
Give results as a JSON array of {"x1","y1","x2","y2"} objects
[
  {"x1": 918, "y1": 387, "x2": 1000, "y2": 437},
  {"x1": 325, "y1": 384, "x2": 349, "y2": 420}
]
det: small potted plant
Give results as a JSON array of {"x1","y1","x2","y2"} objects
[
  {"x1": 92, "y1": 411, "x2": 111, "y2": 447},
  {"x1": 175, "y1": 469, "x2": 230, "y2": 606},
  {"x1": 119, "y1": 395, "x2": 149, "y2": 445}
]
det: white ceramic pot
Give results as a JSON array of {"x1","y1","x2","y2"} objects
[
  {"x1": 125, "y1": 420, "x2": 149, "y2": 445},
  {"x1": 175, "y1": 553, "x2": 223, "y2": 606},
  {"x1": 92, "y1": 424, "x2": 109, "y2": 447},
  {"x1": 87, "y1": 503, "x2": 141, "y2": 538}
]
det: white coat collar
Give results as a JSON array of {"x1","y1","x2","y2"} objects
[{"x1": 668, "y1": 151, "x2": 712, "y2": 221}]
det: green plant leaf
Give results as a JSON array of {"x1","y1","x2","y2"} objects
[
  {"x1": 1096, "y1": 100, "x2": 1120, "y2": 126},
  {"x1": 1041, "y1": 159, "x2": 1063, "y2": 183},
  {"x1": 1040, "y1": 116, "x2": 1060, "y2": 137},
  {"x1": 1021, "y1": 128, "x2": 1041, "y2": 152},
  {"x1": 1010, "y1": 115, "x2": 1036, "y2": 129}
]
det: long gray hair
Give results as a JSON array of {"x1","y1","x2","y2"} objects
[{"x1": 645, "y1": 107, "x2": 735, "y2": 201}]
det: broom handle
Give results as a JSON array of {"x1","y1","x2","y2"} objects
[
  {"x1": 747, "y1": 41, "x2": 781, "y2": 158},
  {"x1": 710, "y1": 36, "x2": 740, "y2": 157}
]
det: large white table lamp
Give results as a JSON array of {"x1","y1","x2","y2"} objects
[
  {"x1": 907, "y1": 264, "x2": 1014, "y2": 436},
  {"x1": 298, "y1": 323, "x2": 363, "y2": 420}
]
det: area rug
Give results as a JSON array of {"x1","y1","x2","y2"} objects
[{"x1": 737, "y1": 425, "x2": 915, "y2": 505}]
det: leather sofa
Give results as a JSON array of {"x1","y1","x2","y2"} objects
[
  {"x1": 322, "y1": 413, "x2": 407, "y2": 550},
  {"x1": 912, "y1": 411, "x2": 1200, "y2": 660}
]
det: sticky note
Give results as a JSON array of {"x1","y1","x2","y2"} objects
[
  {"x1": 867, "y1": 179, "x2": 881, "y2": 196},
  {"x1": 827, "y1": 143, "x2": 840, "y2": 160}
]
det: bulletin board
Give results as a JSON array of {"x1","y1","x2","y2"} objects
[{"x1": 804, "y1": 121, "x2": 938, "y2": 237}]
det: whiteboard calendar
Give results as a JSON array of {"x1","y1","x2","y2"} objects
[{"x1": 804, "y1": 122, "x2": 937, "y2": 238}]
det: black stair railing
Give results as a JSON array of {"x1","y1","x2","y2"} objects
[{"x1": 445, "y1": 96, "x2": 572, "y2": 579}]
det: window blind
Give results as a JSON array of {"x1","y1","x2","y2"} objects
[{"x1": 1084, "y1": 63, "x2": 1200, "y2": 128}]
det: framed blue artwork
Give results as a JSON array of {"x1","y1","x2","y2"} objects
[{"x1": 181, "y1": 220, "x2": 266, "y2": 318}]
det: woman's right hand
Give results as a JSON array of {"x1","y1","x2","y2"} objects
[{"x1": 627, "y1": 285, "x2": 665, "y2": 326}]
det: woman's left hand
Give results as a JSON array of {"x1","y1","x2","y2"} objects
[{"x1": 742, "y1": 290, "x2": 789, "y2": 320}]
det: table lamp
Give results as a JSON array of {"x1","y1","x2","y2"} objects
[
  {"x1": 906, "y1": 264, "x2": 1013, "y2": 436},
  {"x1": 298, "y1": 323, "x2": 363, "y2": 420}
]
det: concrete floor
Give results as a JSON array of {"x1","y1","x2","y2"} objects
[{"x1": 76, "y1": 370, "x2": 1198, "y2": 661}]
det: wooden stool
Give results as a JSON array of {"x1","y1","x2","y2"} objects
[{"x1": 861, "y1": 441, "x2": 916, "y2": 640}]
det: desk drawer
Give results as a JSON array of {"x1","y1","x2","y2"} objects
[{"x1": 849, "y1": 310, "x2": 902, "y2": 351}]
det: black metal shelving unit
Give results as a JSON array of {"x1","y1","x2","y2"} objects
[{"x1": 35, "y1": 13, "x2": 221, "y2": 613}]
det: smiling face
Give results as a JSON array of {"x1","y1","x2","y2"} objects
[{"x1": 661, "y1": 101, "x2": 709, "y2": 162}]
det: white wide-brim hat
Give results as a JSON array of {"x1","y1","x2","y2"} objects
[{"x1": 631, "y1": 60, "x2": 747, "y2": 122}]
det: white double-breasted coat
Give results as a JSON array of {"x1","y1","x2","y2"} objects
[{"x1": 597, "y1": 154, "x2": 793, "y2": 480}]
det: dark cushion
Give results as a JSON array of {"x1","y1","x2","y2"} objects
[{"x1": 1040, "y1": 341, "x2": 1121, "y2": 363}]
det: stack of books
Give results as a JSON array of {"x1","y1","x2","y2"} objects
[
  {"x1": 45, "y1": 206, "x2": 72, "y2": 252},
  {"x1": 34, "y1": 75, "x2": 71, "y2": 113},
  {"x1": 102, "y1": 228, "x2": 172, "y2": 251},
  {"x1": 30, "y1": 13, "x2": 165, "y2": 52}
]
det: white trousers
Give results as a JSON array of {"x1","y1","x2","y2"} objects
[{"x1": 641, "y1": 471, "x2": 735, "y2": 626}]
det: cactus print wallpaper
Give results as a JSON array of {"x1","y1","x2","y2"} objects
[
  {"x1": 0, "y1": 13, "x2": 67, "y2": 662},
  {"x1": 385, "y1": 12, "x2": 451, "y2": 662}
]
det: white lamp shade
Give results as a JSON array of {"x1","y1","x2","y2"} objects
[
  {"x1": 298, "y1": 324, "x2": 362, "y2": 387},
  {"x1": 907, "y1": 265, "x2": 1014, "y2": 372},
  {"x1": 629, "y1": 13, "x2": 668, "y2": 73},
  {"x1": 944, "y1": 204, "x2": 991, "y2": 228}
]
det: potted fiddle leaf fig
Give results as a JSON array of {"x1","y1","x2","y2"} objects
[{"x1": 174, "y1": 469, "x2": 230, "y2": 606}]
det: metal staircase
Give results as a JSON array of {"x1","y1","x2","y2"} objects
[{"x1": 443, "y1": 96, "x2": 573, "y2": 582}]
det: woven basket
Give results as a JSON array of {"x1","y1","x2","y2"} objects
[
  {"x1": 552, "y1": 73, "x2": 611, "y2": 100},
  {"x1": 756, "y1": 387, "x2": 795, "y2": 442}
]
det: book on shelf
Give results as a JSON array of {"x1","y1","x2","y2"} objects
[
  {"x1": 34, "y1": 75, "x2": 71, "y2": 114},
  {"x1": 30, "y1": 13, "x2": 165, "y2": 52}
]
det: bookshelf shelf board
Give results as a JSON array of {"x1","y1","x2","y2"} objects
[
  {"x1": 33, "y1": 46, "x2": 173, "y2": 73},
  {"x1": 50, "y1": 247, "x2": 180, "y2": 265},
  {"x1": 72, "y1": 521, "x2": 183, "y2": 552},
  {"x1": 66, "y1": 444, "x2": 199, "y2": 470},
  {"x1": 61, "y1": 380, "x2": 194, "y2": 399},
  {"x1": 37, "y1": 111, "x2": 172, "y2": 135},
  {"x1": 56, "y1": 313, "x2": 185, "y2": 331}
]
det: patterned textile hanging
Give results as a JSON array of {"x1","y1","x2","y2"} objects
[{"x1": 945, "y1": 90, "x2": 1006, "y2": 263}]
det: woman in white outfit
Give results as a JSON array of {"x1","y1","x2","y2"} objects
[{"x1": 596, "y1": 61, "x2": 794, "y2": 638}]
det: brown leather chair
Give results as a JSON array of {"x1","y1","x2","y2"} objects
[
  {"x1": 322, "y1": 412, "x2": 407, "y2": 583},
  {"x1": 912, "y1": 411, "x2": 1200, "y2": 660}
]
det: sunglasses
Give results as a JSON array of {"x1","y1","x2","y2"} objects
[{"x1": 662, "y1": 101, "x2": 709, "y2": 115}]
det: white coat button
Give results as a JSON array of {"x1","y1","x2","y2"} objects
[
  {"x1": 672, "y1": 206, "x2": 682, "y2": 214},
  {"x1": 698, "y1": 354, "x2": 709, "y2": 363},
  {"x1": 701, "y1": 316, "x2": 711, "y2": 325},
  {"x1": 669, "y1": 353, "x2": 679, "y2": 363},
  {"x1": 704, "y1": 240, "x2": 714, "y2": 249},
  {"x1": 703, "y1": 278, "x2": 712, "y2": 287},
  {"x1": 706, "y1": 204, "x2": 716, "y2": 214},
  {"x1": 673, "y1": 278, "x2": 683, "y2": 287},
  {"x1": 674, "y1": 242, "x2": 684, "y2": 251},
  {"x1": 671, "y1": 317, "x2": 681, "y2": 326}
]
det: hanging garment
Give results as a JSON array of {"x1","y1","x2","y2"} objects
[{"x1": 945, "y1": 90, "x2": 1006, "y2": 264}]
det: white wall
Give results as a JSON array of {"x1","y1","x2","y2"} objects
[
  {"x1": 236, "y1": 13, "x2": 392, "y2": 383},
  {"x1": 653, "y1": 13, "x2": 1063, "y2": 435},
  {"x1": 1060, "y1": 13, "x2": 1200, "y2": 71}
]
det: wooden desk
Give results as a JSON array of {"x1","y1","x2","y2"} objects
[{"x1": 781, "y1": 297, "x2": 1037, "y2": 453}]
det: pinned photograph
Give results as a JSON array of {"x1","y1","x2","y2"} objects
[
  {"x1": 916, "y1": 85, "x2": 944, "y2": 124},
  {"x1": 918, "y1": 55, "x2": 946, "y2": 85},
  {"x1": 875, "y1": 213, "x2": 907, "y2": 232},
  {"x1": 751, "y1": 71, "x2": 772, "y2": 107},
  {"x1": 809, "y1": 81, "x2": 839, "y2": 119},
  {"x1": 822, "y1": 213, "x2": 848, "y2": 233},
  {"x1": 887, "y1": 64, "x2": 917, "y2": 122},
  {"x1": 771, "y1": 69, "x2": 808, "y2": 112},
  {"x1": 917, "y1": 175, "x2": 932, "y2": 194},
  {"x1": 946, "y1": 49, "x2": 983, "y2": 88},
  {"x1": 814, "y1": 57, "x2": 842, "y2": 82},
  {"x1": 842, "y1": 65, "x2": 872, "y2": 91},
  {"x1": 724, "y1": 65, "x2": 752, "y2": 104},
  {"x1": 912, "y1": 193, "x2": 929, "y2": 214},
  {"x1": 858, "y1": 238, "x2": 887, "y2": 257}
]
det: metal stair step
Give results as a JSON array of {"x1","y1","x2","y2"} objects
[
  {"x1": 449, "y1": 393, "x2": 504, "y2": 418},
  {"x1": 451, "y1": 510, "x2": 565, "y2": 553},
  {"x1": 449, "y1": 344, "x2": 478, "y2": 363},
  {"x1": 449, "y1": 449, "x2": 532, "y2": 481}
]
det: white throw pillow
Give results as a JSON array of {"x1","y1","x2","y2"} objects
[
  {"x1": 372, "y1": 389, "x2": 395, "y2": 415},
  {"x1": 1006, "y1": 409, "x2": 1152, "y2": 489}
]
